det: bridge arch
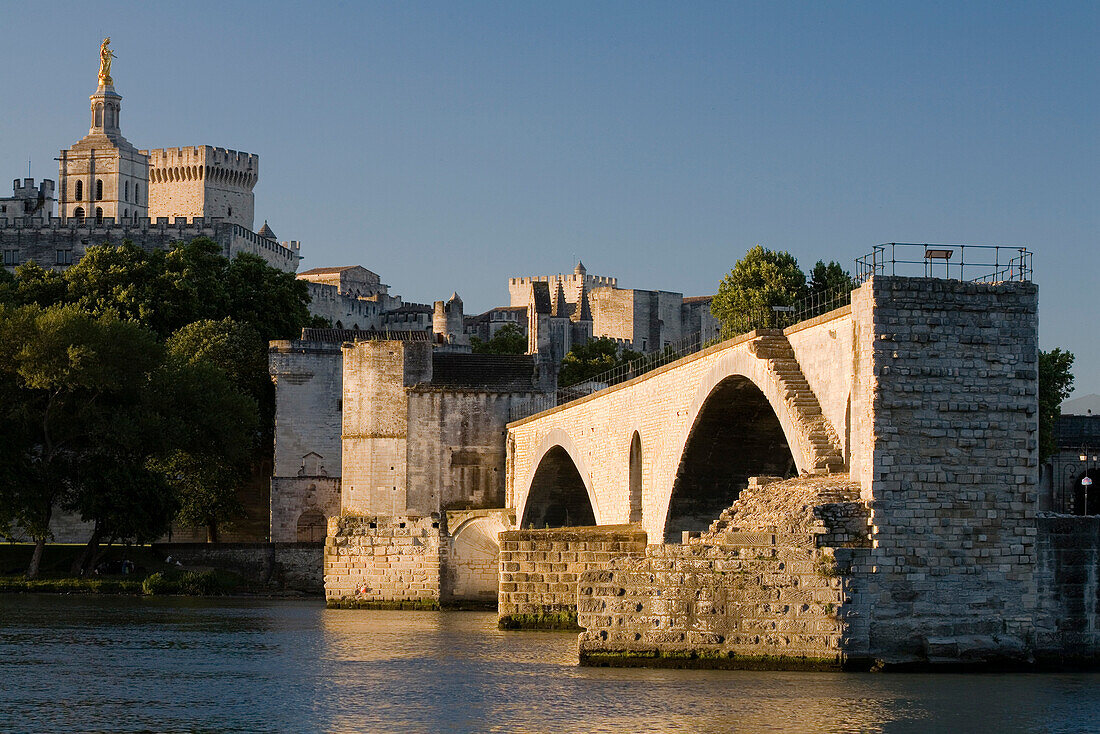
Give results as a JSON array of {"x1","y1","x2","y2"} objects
[
  {"x1": 519, "y1": 428, "x2": 599, "y2": 529},
  {"x1": 656, "y1": 351, "x2": 814, "y2": 541}
]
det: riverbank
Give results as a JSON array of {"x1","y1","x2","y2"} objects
[{"x1": 0, "y1": 543, "x2": 313, "y2": 597}]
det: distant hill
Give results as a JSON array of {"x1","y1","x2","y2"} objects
[{"x1": 1062, "y1": 393, "x2": 1100, "y2": 416}]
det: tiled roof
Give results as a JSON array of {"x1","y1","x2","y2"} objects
[
  {"x1": 298, "y1": 265, "x2": 360, "y2": 275},
  {"x1": 430, "y1": 353, "x2": 539, "y2": 392},
  {"x1": 300, "y1": 328, "x2": 430, "y2": 343}
]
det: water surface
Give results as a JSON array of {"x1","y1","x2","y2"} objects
[{"x1": 1, "y1": 595, "x2": 1097, "y2": 733}]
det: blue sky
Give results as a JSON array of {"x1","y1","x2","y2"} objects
[{"x1": 3, "y1": 1, "x2": 1098, "y2": 395}]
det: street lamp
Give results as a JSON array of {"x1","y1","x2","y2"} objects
[{"x1": 1081, "y1": 446, "x2": 1097, "y2": 515}]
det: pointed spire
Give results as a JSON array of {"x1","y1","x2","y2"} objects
[
  {"x1": 574, "y1": 260, "x2": 587, "y2": 275},
  {"x1": 552, "y1": 279, "x2": 567, "y2": 317},
  {"x1": 572, "y1": 280, "x2": 592, "y2": 322},
  {"x1": 257, "y1": 220, "x2": 276, "y2": 240}
]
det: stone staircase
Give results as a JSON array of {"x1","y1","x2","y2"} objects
[{"x1": 749, "y1": 331, "x2": 845, "y2": 474}]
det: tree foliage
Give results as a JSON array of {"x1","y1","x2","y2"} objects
[
  {"x1": 471, "y1": 322, "x2": 527, "y2": 355},
  {"x1": 710, "y1": 246, "x2": 808, "y2": 335},
  {"x1": 0, "y1": 304, "x2": 165, "y2": 577},
  {"x1": 0, "y1": 236, "x2": 307, "y2": 565},
  {"x1": 1039, "y1": 348, "x2": 1076, "y2": 463},
  {"x1": 710, "y1": 247, "x2": 854, "y2": 336},
  {"x1": 808, "y1": 260, "x2": 854, "y2": 298},
  {"x1": 558, "y1": 337, "x2": 643, "y2": 387}
]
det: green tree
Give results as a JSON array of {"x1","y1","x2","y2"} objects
[
  {"x1": 808, "y1": 260, "x2": 853, "y2": 297},
  {"x1": 558, "y1": 338, "x2": 642, "y2": 387},
  {"x1": 8, "y1": 261, "x2": 68, "y2": 308},
  {"x1": 150, "y1": 359, "x2": 259, "y2": 542},
  {"x1": 0, "y1": 304, "x2": 163, "y2": 578},
  {"x1": 224, "y1": 253, "x2": 312, "y2": 342},
  {"x1": 1039, "y1": 348, "x2": 1076, "y2": 463},
  {"x1": 710, "y1": 246, "x2": 808, "y2": 335},
  {"x1": 471, "y1": 322, "x2": 527, "y2": 354}
]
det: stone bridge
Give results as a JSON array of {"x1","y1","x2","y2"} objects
[{"x1": 507, "y1": 303, "x2": 857, "y2": 543}]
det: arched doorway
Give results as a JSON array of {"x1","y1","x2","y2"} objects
[
  {"x1": 663, "y1": 375, "x2": 796, "y2": 541},
  {"x1": 628, "y1": 432, "x2": 642, "y2": 523},
  {"x1": 521, "y1": 445, "x2": 596, "y2": 528},
  {"x1": 450, "y1": 515, "x2": 508, "y2": 601},
  {"x1": 296, "y1": 509, "x2": 326, "y2": 542}
]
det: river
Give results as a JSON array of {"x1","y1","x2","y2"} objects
[{"x1": 1, "y1": 595, "x2": 1098, "y2": 733}]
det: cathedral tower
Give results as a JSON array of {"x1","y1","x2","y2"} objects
[{"x1": 57, "y1": 39, "x2": 149, "y2": 224}]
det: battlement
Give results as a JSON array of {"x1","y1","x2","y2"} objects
[
  {"x1": 0, "y1": 214, "x2": 222, "y2": 231},
  {"x1": 143, "y1": 146, "x2": 259, "y2": 189},
  {"x1": 508, "y1": 274, "x2": 617, "y2": 287},
  {"x1": 11, "y1": 178, "x2": 55, "y2": 200}
]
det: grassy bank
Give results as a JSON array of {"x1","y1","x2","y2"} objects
[{"x1": 0, "y1": 544, "x2": 244, "y2": 596}]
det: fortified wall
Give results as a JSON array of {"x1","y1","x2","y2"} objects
[{"x1": 0, "y1": 216, "x2": 300, "y2": 273}]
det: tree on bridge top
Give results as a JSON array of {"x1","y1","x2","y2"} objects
[{"x1": 710, "y1": 246, "x2": 851, "y2": 336}]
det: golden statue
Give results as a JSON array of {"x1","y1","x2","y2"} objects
[{"x1": 98, "y1": 37, "x2": 116, "y2": 86}]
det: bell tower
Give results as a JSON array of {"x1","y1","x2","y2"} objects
[{"x1": 57, "y1": 38, "x2": 148, "y2": 224}]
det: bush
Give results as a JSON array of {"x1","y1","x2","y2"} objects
[
  {"x1": 178, "y1": 570, "x2": 221, "y2": 595},
  {"x1": 141, "y1": 572, "x2": 177, "y2": 595}
]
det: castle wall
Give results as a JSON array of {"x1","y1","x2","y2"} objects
[
  {"x1": 270, "y1": 476, "x2": 342, "y2": 544},
  {"x1": 303, "y1": 281, "x2": 384, "y2": 329},
  {"x1": 406, "y1": 390, "x2": 533, "y2": 514},
  {"x1": 269, "y1": 339, "x2": 344, "y2": 479},
  {"x1": 0, "y1": 218, "x2": 298, "y2": 273},
  {"x1": 340, "y1": 340, "x2": 432, "y2": 515}
]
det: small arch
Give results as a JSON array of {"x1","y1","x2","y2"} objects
[
  {"x1": 133, "y1": 211, "x2": 138, "y2": 224},
  {"x1": 95, "y1": 207, "x2": 103, "y2": 222},
  {"x1": 521, "y1": 445, "x2": 596, "y2": 528},
  {"x1": 95, "y1": 179, "x2": 103, "y2": 201},
  {"x1": 628, "y1": 431, "x2": 643, "y2": 524},
  {"x1": 134, "y1": 183, "x2": 140, "y2": 204},
  {"x1": 73, "y1": 206, "x2": 85, "y2": 221},
  {"x1": 335, "y1": 320, "x2": 343, "y2": 329},
  {"x1": 124, "y1": 180, "x2": 129, "y2": 201},
  {"x1": 296, "y1": 509, "x2": 327, "y2": 543},
  {"x1": 94, "y1": 103, "x2": 103, "y2": 128},
  {"x1": 75, "y1": 180, "x2": 83, "y2": 201},
  {"x1": 122, "y1": 208, "x2": 127, "y2": 219}
]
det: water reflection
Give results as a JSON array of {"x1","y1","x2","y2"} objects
[{"x1": 0, "y1": 595, "x2": 1098, "y2": 733}]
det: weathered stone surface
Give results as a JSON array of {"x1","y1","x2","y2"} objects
[{"x1": 498, "y1": 525, "x2": 647, "y2": 624}]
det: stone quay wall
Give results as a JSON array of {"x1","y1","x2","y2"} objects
[
  {"x1": 498, "y1": 525, "x2": 648, "y2": 627},
  {"x1": 1034, "y1": 515, "x2": 1100, "y2": 661},
  {"x1": 324, "y1": 515, "x2": 446, "y2": 607},
  {"x1": 152, "y1": 542, "x2": 322, "y2": 593}
]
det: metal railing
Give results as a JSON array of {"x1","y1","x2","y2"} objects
[
  {"x1": 510, "y1": 284, "x2": 855, "y2": 422},
  {"x1": 855, "y1": 243, "x2": 1032, "y2": 284}
]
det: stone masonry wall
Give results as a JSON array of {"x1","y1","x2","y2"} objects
[
  {"x1": 152, "y1": 542, "x2": 323, "y2": 593},
  {"x1": 498, "y1": 525, "x2": 647, "y2": 625},
  {"x1": 325, "y1": 515, "x2": 446, "y2": 606},
  {"x1": 856, "y1": 277, "x2": 1039, "y2": 665},
  {"x1": 1034, "y1": 515, "x2": 1100, "y2": 662},
  {"x1": 577, "y1": 475, "x2": 872, "y2": 669}
]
